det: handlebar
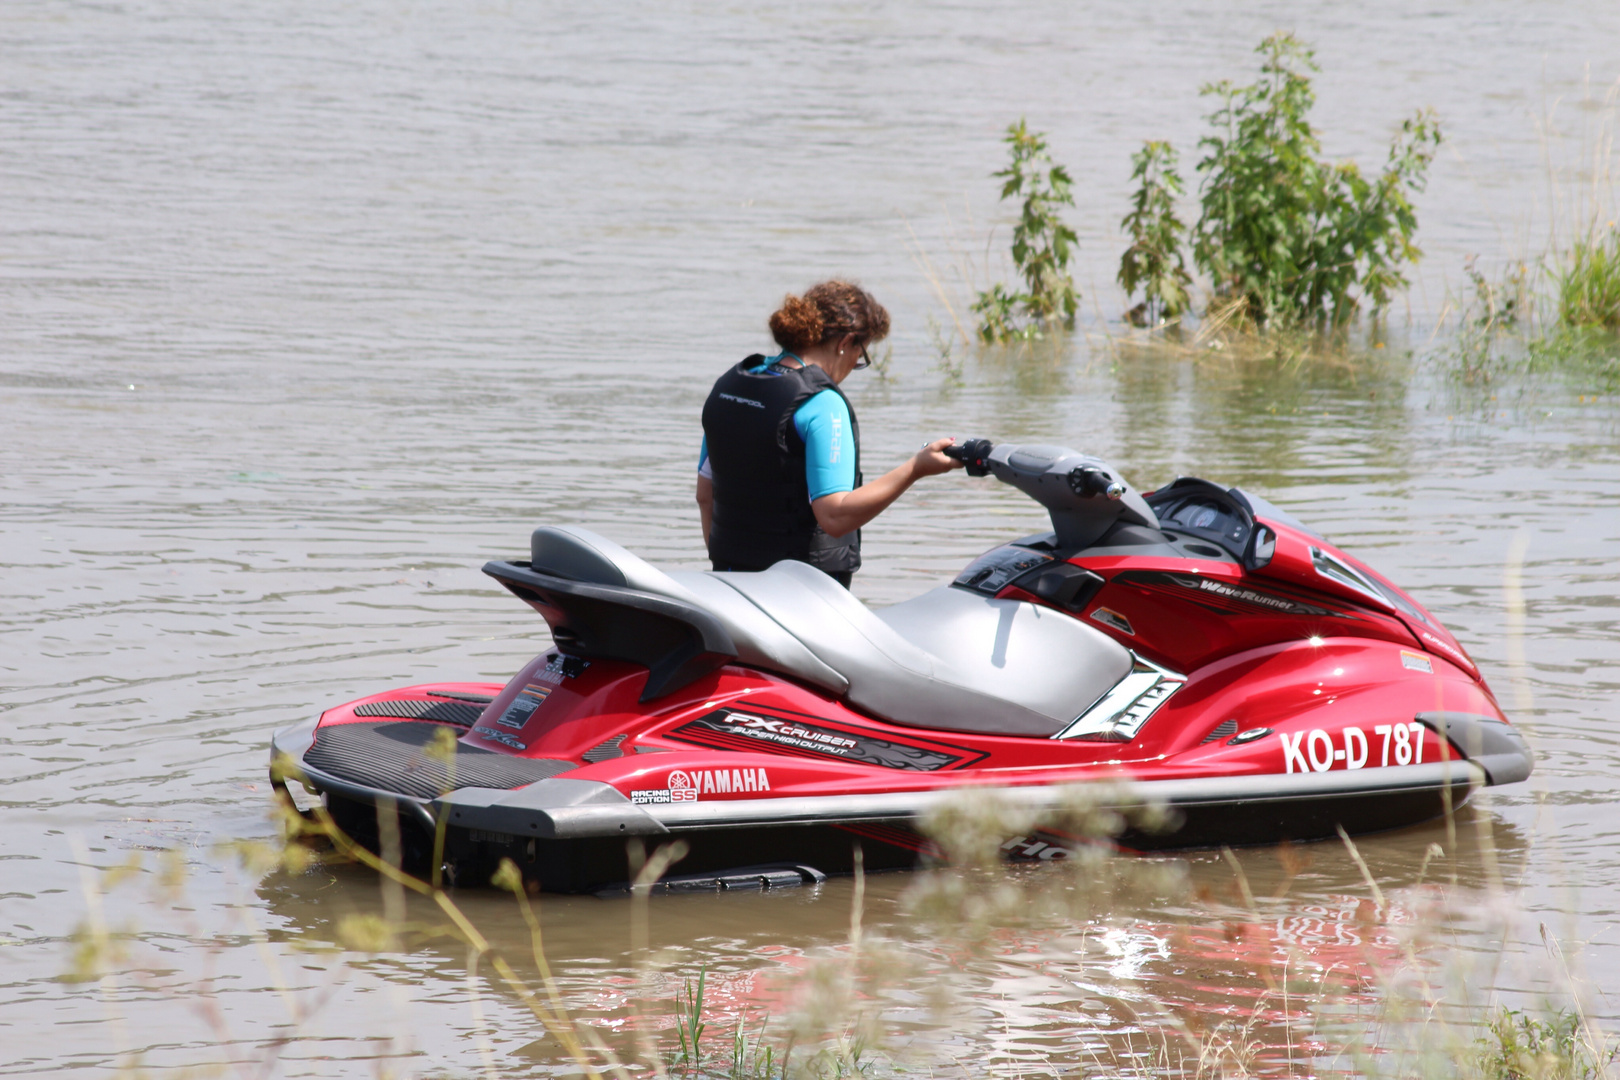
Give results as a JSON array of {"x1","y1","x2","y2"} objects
[
  {"x1": 943, "y1": 438, "x2": 1122, "y2": 499},
  {"x1": 942, "y1": 438, "x2": 995, "y2": 477},
  {"x1": 1068, "y1": 467, "x2": 1127, "y2": 500}
]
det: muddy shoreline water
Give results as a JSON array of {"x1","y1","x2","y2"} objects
[{"x1": 4, "y1": 2, "x2": 1619, "y2": 1075}]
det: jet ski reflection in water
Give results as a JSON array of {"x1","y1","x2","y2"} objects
[{"x1": 269, "y1": 440, "x2": 1532, "y2": 894}]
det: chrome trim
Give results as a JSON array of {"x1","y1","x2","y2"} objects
[
  {"x1": 1310, "y1": 546, "x2": 1393, "y2": 611},
  {"x1": 291, "y1": 763, "x2": 1484, "y2": 838},
  {"x1": 1053, "y1": 655, "x2": 1185, "y2": 742},
  {"x1": 638, "y1": 762, "x2": 1484, "y2": 832},
  {"x1": 271, "y1": 713, "x2": 1487, "y2": 840}
]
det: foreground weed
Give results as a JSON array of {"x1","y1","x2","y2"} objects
[
  {"x1": 906, "y1": 783, "x2": 1184, "y2": 935},
  {"x1": 1477, "y1": 1008, "x2": 1618, "y2": 1080},
  {"x1": 674, "y1": 968, "x2": 709, "y2": 1071},
  {"x1": 68, "y1": 765, "x2": 1619, "y2": 1079},
  {"x1": 1441, "y1": 290, "x2": 1620, "y2": 394},
  {"x1": 1443, "y1": 257, "x2": 1543, "y2": 387}
]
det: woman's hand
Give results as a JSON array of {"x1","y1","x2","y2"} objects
[{"x1": 911, "y1": 436, "x2": 966, "y2": 479}]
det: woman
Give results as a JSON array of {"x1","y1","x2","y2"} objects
[{"x1": 696, "y1": 280, "x2": 962, "y2": 587}]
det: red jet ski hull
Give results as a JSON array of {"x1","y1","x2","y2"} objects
[{"x1": 270, "y1": 455, "x2": 1531, "y2": 893}]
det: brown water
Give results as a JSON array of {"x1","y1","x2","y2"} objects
[{"x1": 4, "y1": 2, "x2": 1619, "y2": 1075}]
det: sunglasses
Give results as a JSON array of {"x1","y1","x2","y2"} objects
[{"x1": 852, "y1": 343, "x2": 871, "y2": 370}]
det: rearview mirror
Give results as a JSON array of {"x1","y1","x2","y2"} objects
[{"x1": 1243, "y1": 524, "x2": 1277, "y2": 571}]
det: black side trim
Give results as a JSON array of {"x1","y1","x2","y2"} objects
[
  {"x1": 482, "y1": 561, "x2": 737, "y2": 702},
  {"x1": 594, "y1": 863, "x2": 827, "y2": 897},
  {"x1": 1416, "y1": 711, "x2": 1534, "y2": 786}
]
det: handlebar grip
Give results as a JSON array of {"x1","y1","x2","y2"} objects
[{"x1": 944, "y1": 438, "x2": 995, "y2": 477}]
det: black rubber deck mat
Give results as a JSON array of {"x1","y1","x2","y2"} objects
[
  {"x1": 305, "y1": 721, "x2": 574, "y2": 799},
  {"x1": 353, "y1": 699, "x2": 485, "y2": 726}
]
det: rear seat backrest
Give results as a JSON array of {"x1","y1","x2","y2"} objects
[
  {"x1": 530, "y1": 526, "x2": 678, "y2": 595},
  {"x1": 527, "y1": 527, "x2": 847, "y2": 695}
]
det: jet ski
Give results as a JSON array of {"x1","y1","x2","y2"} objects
[{"x1": 269, "y1": 440, "x2": 1533, "y2": 893}]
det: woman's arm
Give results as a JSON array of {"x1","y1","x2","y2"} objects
[
  {"x1": 810, "y1": 437, "x2": 961, "y2": 538},
  {"x1": 696, "y1": 474, "x2": 714, "y2": 545}
]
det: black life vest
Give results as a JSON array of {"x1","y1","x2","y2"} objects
[{"x1": 701, "y1": 356, "x2": 862, "y2": 576}]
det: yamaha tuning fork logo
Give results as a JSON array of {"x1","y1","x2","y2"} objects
[{"x1": 667, "y1": 770, "x2": 698, "y2": 801}]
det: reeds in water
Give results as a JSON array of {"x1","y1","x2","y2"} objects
[{"x1": 61, "y1": 764, "x2": 1620, "y2": 1079}]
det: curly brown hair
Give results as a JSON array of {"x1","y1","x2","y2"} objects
[{"x1": 768, "y1": 281, "x2": 891, "y2": 354}]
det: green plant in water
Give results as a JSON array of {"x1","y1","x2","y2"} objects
[
  {"x1": 1190, "y1": 33, "x2": 1442, "y2": 327},
  {"x1": 1527, "y1": 326, "x2": 1620, "y2": 392},
  {"x1": 971, "y1": 282, "x2": 1023, "y2": 343},
  {"x1": 1554, "y1": 226, "x2": 1620, "y2": 330},
  {"x1": 1466, "y1": 256, "x2": 1531, "y2": 331},
  {"x1": 728, "y1": 1012, "x2": 784, "y2": 1080},
  {"x1": 674, "y1": 967, "x2": 709, "y2": 1070},
  {"x1": 1118, "y1": 140, "x2": 1193, "y2": 327},
  {"x1": 926, "y1": 314, "x2": 965, "y2": 385},
  {"x1": 974, "y1": 119, "x2": 1079, "y2": 341},
  {"x1": 1444, "y1": 257, "x2": 1532, "y2": 386},
  {"x1": 1477, "y1": 1007, "x2": 1617, "y2": 1080}
]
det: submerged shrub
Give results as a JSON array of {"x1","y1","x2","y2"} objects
[
  {"x1": 1118, "y1": 140, "x2": 1193, "y2": 327},
  {"x1": 1116, "y1": 32, "x2": 1442, "y2": 330},
  {"x1": 974, "y1": 120, "x2": 1079, "y2": 341},
  {"x1": 1196, "y1": 33, "x2": 1442, "y2": 326},
  {"x1": 1554, "y1": 226, "x2": 1620, "y2": 330}
]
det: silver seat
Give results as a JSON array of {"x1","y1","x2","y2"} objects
[
  {"x1": 529, "y1": 527, "x2": 1132, "y2": 737},
  {"x1": 712, "y1": 561, "x2": 1131, "y2": 737}
]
